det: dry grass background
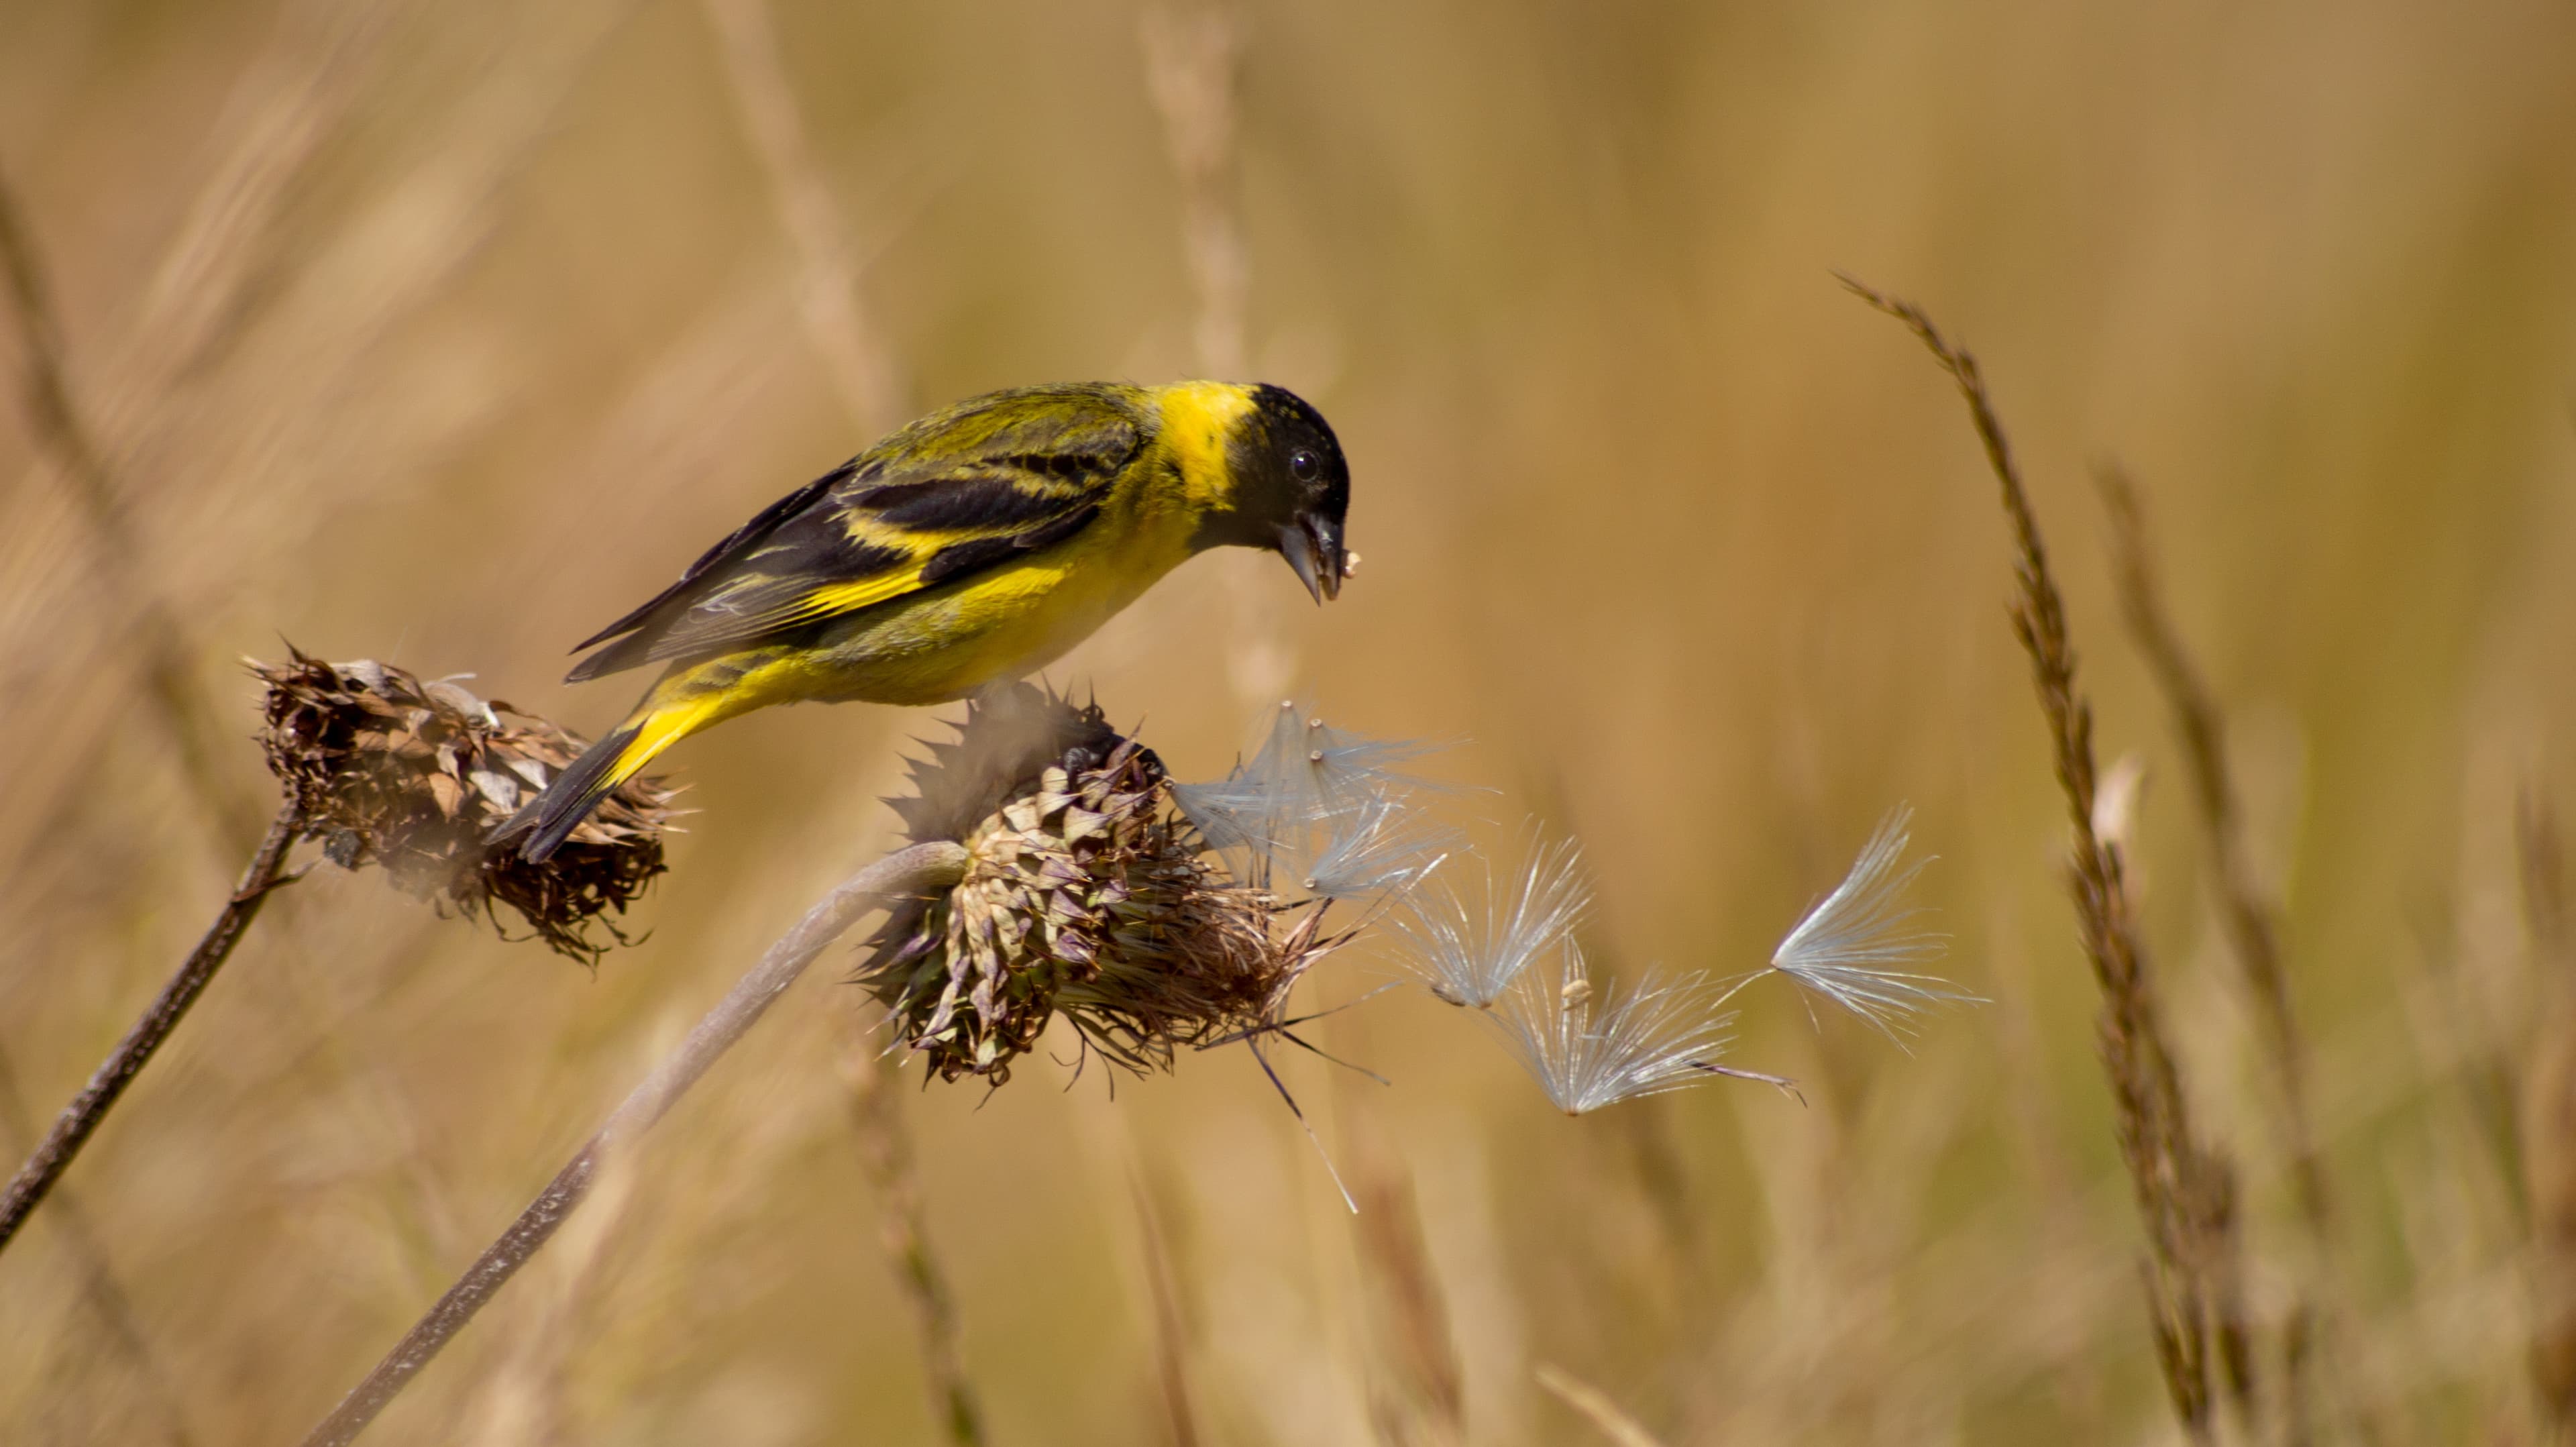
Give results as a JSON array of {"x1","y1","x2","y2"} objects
[{"x1": 3, "y1": 0, "x2": 2575, "y2": 1442}]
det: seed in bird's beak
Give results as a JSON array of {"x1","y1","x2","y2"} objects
[{"x1": 1277, "y1": 517, "x2": 1344, "y2": 604}]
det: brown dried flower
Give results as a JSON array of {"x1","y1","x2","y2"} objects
[
  {"x1": 857, "y1": 685, "x2": 1340, "y2": 1084},
  {"x1": 252, "y1": 648, "x2": 680, "y2": 963}
]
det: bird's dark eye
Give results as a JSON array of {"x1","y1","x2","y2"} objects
[{"x1": 1289, "y1": 448, "x2": 1319, "y2": 483}]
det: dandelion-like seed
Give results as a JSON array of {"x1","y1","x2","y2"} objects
[
  {"x1": 1768, "y1": 806, "x2": 1977, "y2": 1040},
  {"x1": 856, "y1": 685, "x2": 1346, "y2": 1084},
  {"x1": 1399, "y1": 835, "x2": 1591, "y2": 1008},
  {"x1": 1468, "y1": 808, "x2": 1968, "y2": 1112},
  {"x1": 1172, "y1": 698, "x2": 1456, "y2": 892},
  {"x1": 252, "y1": 649, "x2": 679, "y2": 962},
  {"x1": 1300, "y1": 791, "x2": 1456, "y2": 902},
  {"x1": 1491, "y1": 948, "x2": 1776, "y2": 1115}
]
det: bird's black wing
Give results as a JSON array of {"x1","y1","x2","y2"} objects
[{"x1": 564, "y1": 386, "x2": 1145, "y2": 682}]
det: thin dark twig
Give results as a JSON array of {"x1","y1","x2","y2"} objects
[
  {"x1": 0, "y1": 168, "x2": 257, "y2": 855},
  {"x1": 0, "y1": 803, "x2": 302, "y2": 1256},
  {"x1": 1843, "y1": 274, "x2": 2245, "y2": 1442},
  {"x1": 295, "y1": 840, "x2": 969, "y2": 1447},
  {"x1": 700, "y1": 0, "x2": 904, "y2": 435}
]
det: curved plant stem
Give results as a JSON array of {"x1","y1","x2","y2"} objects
[
  {"x1": 297, "y1": 840, "x2": 969, "y2": 1447},
  {"x1": 0, "y1": 802, "x2": 302, "y2": 1257}
]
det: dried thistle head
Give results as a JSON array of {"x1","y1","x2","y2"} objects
[
  {"x1": 252, "y1": 649, "x2": 680, "y2": 963},
  {"x1": 858, "y1": 684, "x2": 1341, "y2": 1085}
]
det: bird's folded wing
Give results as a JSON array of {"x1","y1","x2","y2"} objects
[{"x1": 565, "y1": 392, "x2": 1142, "y2": 682}]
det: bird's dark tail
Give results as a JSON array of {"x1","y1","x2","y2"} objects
[{"x1": 495, "y1": 680, "x2": 729, "y2": 861}]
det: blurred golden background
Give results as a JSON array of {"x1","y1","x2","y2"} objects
[{"x1": 3, "y1": 0, "x2": 2574, "y2": 1441}]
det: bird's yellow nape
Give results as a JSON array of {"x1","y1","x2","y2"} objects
[{"x1": 1153, "y1": 381, "x2": 1259, "y2": 510}]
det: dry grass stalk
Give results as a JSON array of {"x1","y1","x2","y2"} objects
[
  {"x1": 0, "y1": 166, "x2": 256, "y2": 853},
  {"x1": 2519, "y1": 786, "x2": 2576, "y2": 1426},
  {"x1": 0, "y1": 1045, "x2": 198, "y2": 1447},
  {"x1": 2100, "y1": 464, "x2": 2326, "y2": 1439},
  {"x1": 1535, "y1": 1362, "x2": 1667, "y2": 1447},
  {"x1": 843, "y1": 1046, "x2": 986, "y2": 1446},
  {"x1": 113, "y1": 0, "x2": 396, "y2": 413},
  {"x1": 700, "y1": 0, "x2": 904, "y2": 435},
  {"x1": 0, "y1": 1, "x2": 598, "y2": 926},
  {"x1": 2100, "y1": 465, "x2": 2327, "y2": 1228},
  {"x1": 1352, "y1": 1165, "x2": 1466, "y2": 1446},
  {"x1": 1141, "y1": 3, "x2": 1299, "y2": 705},
  {"x1": 296, "y1": 840, "x2": 971, "y2": 1447},
  {"x1": 1131, "y1": 1173, "x2": 1205, "y2": 1447},
  {"x1": 1845, "y1": 276, "x2": 2249, "y2": 1442},
  {"x1": 1141, "y1": 5, "x2": 1250, "y2": 379}
]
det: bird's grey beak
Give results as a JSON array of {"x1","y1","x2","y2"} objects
[{"x1": 1277, "y1": 515, "x2": 1344, "y2": 604}]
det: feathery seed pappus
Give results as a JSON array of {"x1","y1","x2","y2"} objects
[{"x1": 500, "y1": 380, "x2": 1352, "y2": 861}]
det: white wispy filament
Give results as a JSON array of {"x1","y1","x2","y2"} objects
[
  {"x1": 1399, "y1": 835, "x2": 1591, "y2": 1008},
  {"x1": 1171, "y1": 700, "x2": 1457, "y2": 896},
  {"x1": 1768, "y1": 805, "x2": 1976, "y2": 1041},
  {"x1": 1491, "y1": 949, "x2": 1746, "y2": 1115}
]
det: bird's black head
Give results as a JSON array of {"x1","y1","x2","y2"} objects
[{"x1": 1203, "y1": 382, "x2": 1351, "y2": 604}]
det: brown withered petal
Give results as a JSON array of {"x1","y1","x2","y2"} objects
[
  {"x1": 251, "y1": 647, "x2": 682, "y2": 963},
  {"x1": 857, "y1": 684, "x2": 1344, "y2": 1085}
]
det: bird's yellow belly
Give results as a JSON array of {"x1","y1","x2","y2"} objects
[{"x1": 800, "y1": 537, "x2": 1193, "y2": 705}]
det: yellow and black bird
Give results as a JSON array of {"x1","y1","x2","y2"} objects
[{"x1": 501, "y1": 380, "x2": 1351, "y2": 861}]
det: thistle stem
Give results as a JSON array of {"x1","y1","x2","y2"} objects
[
  {"x1": 0, "y1": 802, "x2": 303, "y2": 1258},
  {"x1": 297, "y1": 840, "x2": 969, "y2": 1447}
]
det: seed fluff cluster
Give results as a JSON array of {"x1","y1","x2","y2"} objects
[{"x1": 1407, "y1": 804, "x2": 1974, "y2": 1114}]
